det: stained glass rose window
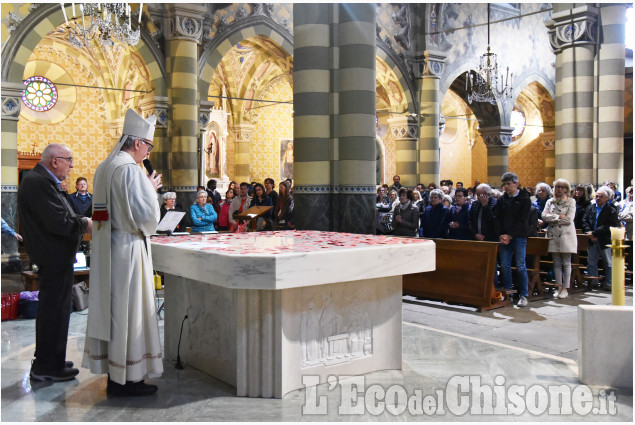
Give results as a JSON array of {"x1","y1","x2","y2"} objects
[{"x1": 22, "y1": 76, "x2": 58, "y2": 112}]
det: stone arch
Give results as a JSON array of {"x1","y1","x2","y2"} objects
[
  {"x1": 198, "y1": 19, "x2": 293, "y2": 99},
  {"x1": 445, "y1": 64, "x2": 505, "y2": 128},
  {"x1": 375, "y1": 43, "x2": 416, "y2": 115},
  {"x1": 1, "y1": 3, "x2": 165, "y2": 97}
]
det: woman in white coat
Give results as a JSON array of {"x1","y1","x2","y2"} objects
[{"x1": 541, "y1": 178, "x2": 578, "y2": 299}]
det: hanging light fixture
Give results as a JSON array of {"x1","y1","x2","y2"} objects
[
  {"x1": 466, "y1": 4, "x2": 513, "y2": 104},
  {"x1": 59, "y1": 2, "x2": 142, "y2": 49}
]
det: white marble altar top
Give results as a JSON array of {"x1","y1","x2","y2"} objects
[{"x1": 151, "y1": 230, "x2": 435, "y2": 290}]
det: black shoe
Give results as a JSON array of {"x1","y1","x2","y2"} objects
[
  {"x1": 65, "y1": 360, "x2": 74, "y2": 368},
  {"x1": 30, "y1": 366, "x2": 79, "y2": 382},
  {"x1": 602, "y1": 284, "x2": 612, "y2": 291},
  {"x1": 107, "y1": 378, "x2": 158, "y2": 397}
]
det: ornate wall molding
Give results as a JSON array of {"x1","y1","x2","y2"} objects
[
  {"x1": 166, "y1": 5, "x2": 207, "y2": 43},
  {"x1": 293, "y1": 185, "x2": 377, "y2": 195},
  {"x1": 422, "y1": 50, "x2": 446, "y2": 77},
  {"x1": 540, "y1": 131, "x2": 556, "y2": 150},
  {"x1": 168, "y1": 15, "x2": 204, "y2": 43},
  {"x1": 1, "y1": 82, "x2": 24, "y2": 121},
  {"x1": 387, "y1": 116, "x2": 418, "y2": 140},
  {"x1": 479, "y1": 126, "x2": 515, "y2": 148},
  {"x1": 546, "y1": 5, "x2": 598, "y2": 53},
  {"x1": 139, "y1": 96, "x2": 168, "y2": 128}
]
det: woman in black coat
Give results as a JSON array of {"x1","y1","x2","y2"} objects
[{"x1": 392, "y1": 188, "x2": 419, "y2": 237}]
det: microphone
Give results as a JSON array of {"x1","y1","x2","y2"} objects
[{"x1": 142, "y1": 158, "x2": 154, "y2": 175}]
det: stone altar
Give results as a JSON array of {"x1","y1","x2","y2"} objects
[{"x1": 151, "y1": 230, "x2": 435, "y2": 398}]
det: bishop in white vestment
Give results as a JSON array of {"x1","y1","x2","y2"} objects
[{"x1": 83, "y1": 109, "x2": 164, "y2": 397}]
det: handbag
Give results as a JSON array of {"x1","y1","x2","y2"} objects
[{"x1": 71, "y1": 281, "x2": 89, "y2": 311}]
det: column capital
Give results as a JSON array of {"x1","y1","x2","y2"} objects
[
  {"x1": 1, "y1": 82, "x2": 24, "y2": 121},
  {"x1": 231, "y1": 124, "x2": 256, "y2": 142},
  {"x1": 199, "y1": 100, "x2": 215, "y2": 129},
  {"x1": 387, "y1": 115, "x2": 418, "y2": 140},
  {"x1": 166, "y1": 4, "x2": 207, "y2": 43},
  {"x1": 479, "y1": 126, "x2": 515, "y2": 147},
  {"x1": 539, "y1": 131, "x2": 555, "y2": 150},
  {"x1": 545, "y1": 5, "x2": 599, "y2": 53},
  {"x1": 422, "y1": 50, "x2": 446, "y2": 77},
  {"x1": 139, "y1": 96, "x2": 168, "y2": 128}
]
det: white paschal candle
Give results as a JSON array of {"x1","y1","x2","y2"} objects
[{"x1": 610, "y1": 226, "x2": 625, "y2": 241}]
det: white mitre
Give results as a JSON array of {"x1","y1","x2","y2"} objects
[{"x1": 122, "y1": 108, "x2": 157, "y2": 141}]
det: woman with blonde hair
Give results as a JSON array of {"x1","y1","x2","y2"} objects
[{"x1": 541, "y1": 178, "x2": 577, "y2": 299}]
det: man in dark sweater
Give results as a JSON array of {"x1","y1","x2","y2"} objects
[
  {"x1": 494, "y1": 172, "x2": 531, "y2": 307},
  {"x1": 18, "y1": 144, "x2": 92, "y2": 381}
]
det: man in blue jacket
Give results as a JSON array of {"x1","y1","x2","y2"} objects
[
  {"x1": 67, "y1": 176, "x2": 92, "y2": 217},
  {"x1": 494, "y1": 172, "x2": 531, "y2": 307}
]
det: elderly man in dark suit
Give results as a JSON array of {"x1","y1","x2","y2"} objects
[
  {"x1": 582, "y1": 186, "x2": 620, "y2": 290},
  {"x1": 18, "y1": 143, "x2": 92, "y2": 381}
]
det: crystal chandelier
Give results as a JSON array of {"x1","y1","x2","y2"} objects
[
  {"x1": 60, "y1": 3, "x2": 142, "y2": 49},
  {"x1": 465, "y1": 4, "x2": 512, "y2": 104}
]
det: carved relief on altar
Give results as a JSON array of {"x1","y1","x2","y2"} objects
[{"x1": 300, "y1": 291, "x2": 373, "y2": 368}]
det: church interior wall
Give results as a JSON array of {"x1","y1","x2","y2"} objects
[
  {"x1": 1, "y1": 3, "x2": 631, "y2": 208},
  {"x1": 17, "y1": 45, "x2": 109, "y2": 193},
  {"x1": 250, "y1": 77, "x2": 293, "y2": 184}
]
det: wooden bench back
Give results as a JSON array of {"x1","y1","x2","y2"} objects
[{"x1": 403, "y1": 238, "x2": 501, "y2": 311}]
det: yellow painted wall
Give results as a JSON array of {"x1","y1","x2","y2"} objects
[
  {"x1": 250, "y1": 78, "x2": 293, "y2": 183},
  {"x1": 17, "y1": 47, "x2": 109, "y2": 193}
]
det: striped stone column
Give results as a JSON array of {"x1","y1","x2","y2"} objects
[
  {"x1": 596, "y1": 4, "x2": 626, "y2": 186},
  {"x1": 1, "y1": 82, "x2": 23, "y2": 268},
  {"x1": 165, "y1": 5, "x2": 205, "y2": 203},
  {"x1": 139, "y1": 95, "x2": 168, "y2": 179},
  {"x1": 418, "y1": 51, "x2": 446, "y2": 186},
  {"x1": 293, "y1": 4, "x2": 376, "y2": 233},
  {"x1": 388, "y1": 116, "x2": 418, "y2": 187},
  {"x1": 231, "y1": 124, "x2": 255, "y2": 184},
  {"x1": 480, "y1": 126, "x2": 514, "y2": 185},
  {"x1": 541, "y1": 131, "x2": 556, "y2": 184},
  {"x1": 547, "y1": 6, "x2": 598, "y2": 185}
]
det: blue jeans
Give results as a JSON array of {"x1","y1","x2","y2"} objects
[
  {"x1": 587, "y1": 240, "x2": 612, "y2": 287},
  {"x1": 499, "y1": 237, "x2": 529, "y2": 297}
]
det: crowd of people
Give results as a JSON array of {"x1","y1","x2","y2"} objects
[
  {"x1": 377, "y1": 173, "x2": 633, "y2": 306},
  {"x1": 156, "y1": 177, "x2": 295, "y2": 234}
]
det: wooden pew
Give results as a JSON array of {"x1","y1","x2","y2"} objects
[
  {"x1": 403, "y1": 238, "x2": 509, "y2": 312},
  {"x1": 569, "y1": 233, "x2": 592, "y2": 293},
  {"x1": 525, "y1": 236, "x2": 552, "y2": 300}
]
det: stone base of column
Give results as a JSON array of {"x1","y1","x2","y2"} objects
[{"x1": 294, "y1": 193, "x2": 376, "y2": 234}]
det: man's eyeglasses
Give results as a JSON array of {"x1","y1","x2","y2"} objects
[
  {"x1": 55, "y1": 156, "x2": 73, "y2": 165},
  {"x1": 140, "y1": 139, "x2": 154, "y2": 152}
]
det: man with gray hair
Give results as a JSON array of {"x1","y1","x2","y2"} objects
[
  {"x1": 83, "y1": 109, "x2": 163, "y2": 397},
  {"x1": 469, "y1": 183, "x2": 498, "y2": 242},
  {"x1": 494, "y1": 172, "x2": 532, "y2": 307},
  {"x1": 18, "y1": 143, "x2": 92, "y2": 381},
  {"x1": 582, "y1": 186, "x2": 620, "y2": 290}
]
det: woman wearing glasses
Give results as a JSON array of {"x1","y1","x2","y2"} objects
[
  {"x1": 190, "y1": 190, "x2": 217, "y2": 232},
  {"x1": 541, "y1": 179, "x2": 577, "y2": 299}
]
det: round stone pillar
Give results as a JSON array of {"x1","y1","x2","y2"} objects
[
  {"x1": 165, "y1": 5, "x2": 205, "y2": 198},
  {"x1": 418, "y1": 51, "x2": 446, "y2": 186},
  {"x1": 293, "y1": 3, "x2": 376, "y2": 233},
  {"x1": 388, "y1": 115, "x2": 418, "y2": 187},
  {"x1": 547, "y1": 5, "x2": 598, "y2": 185},
  {"x1": 480, "y1": 126, "x2": 514, "y2": 185}
]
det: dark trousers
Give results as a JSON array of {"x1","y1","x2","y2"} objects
[{"x1": 34, "y1": 264, "x2": 74, "y2": 370}]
